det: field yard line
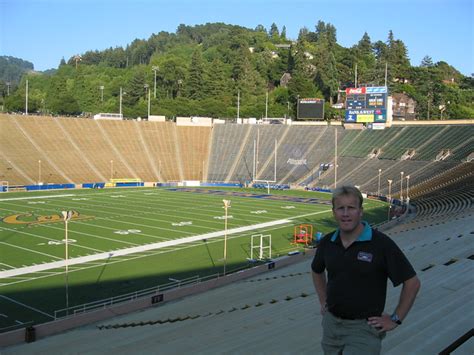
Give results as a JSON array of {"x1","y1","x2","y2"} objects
[
  {"x1": 0, "y1": 262, "x2": 15, "y2": 269},
  {"x1": 0, "y1": 218, "x2": 291, "y2": 279},
  {"x1": 0, "y1": 241, "x2": 63, "y2": 260},
  {"x1": 0, "y1": 295, "x2": 55, "y2": 319},
  {"x1": 0, "y1": 209, "x2": 332, "y2": 279},
  {"x1": 0, "y1": 194, "x2": 75, "y2": 202}
]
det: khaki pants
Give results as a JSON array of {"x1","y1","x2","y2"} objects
[{"x1": 321, "y1": 311, "x2": 386, "y2": 355}]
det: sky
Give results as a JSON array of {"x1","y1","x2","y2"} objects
[{"x1": 0, "y1": 0, "x2": 473, "y2": 75}]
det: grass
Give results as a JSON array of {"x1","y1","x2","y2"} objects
[{"x1": 0, "y1": 186, "x2": 388, "y2": 332}]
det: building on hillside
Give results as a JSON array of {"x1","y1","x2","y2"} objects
[{"x1": 392, "y1": 93, "x2": 416, "y2": 120}]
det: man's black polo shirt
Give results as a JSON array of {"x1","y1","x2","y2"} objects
[{"x1": 311, "y1": 221, "x2": 416, "y2": 319}]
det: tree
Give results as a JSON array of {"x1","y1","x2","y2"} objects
[
  {"x1": 186, "y1": 48, "x2": 205, "y2": 99},
  {"x1": 420, "y1": 55, "x2": 434, "y2": 67},
  {"x1": 357, "y1": 32, "x2": 372, "y2": 55},
  {"x1": 269, "y1": 23, "x2": 279, "y2": 39}
]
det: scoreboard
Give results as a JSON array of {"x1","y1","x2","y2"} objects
[
  {"x1": 298, "y1": 98, "x2": 325, "y2": 120},
  {"x1": 345, "y1": 86, "x2": 387, "y2": 123}
]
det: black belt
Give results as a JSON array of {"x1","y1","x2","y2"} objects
[{"x1": 330, "y1": 311, "x2": 368, "y2": 320}]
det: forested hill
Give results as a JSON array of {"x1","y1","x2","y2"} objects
[
  {"x1": 1, "y1": 22, "x2": 473, "y2": 119},
  {"x1": 0, "y1": 56, "x2": 34, "y2": 85}
]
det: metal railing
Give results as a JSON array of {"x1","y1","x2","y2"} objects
[{"x1": 53, "y1": 274, "x2": 210, "y2": 319}]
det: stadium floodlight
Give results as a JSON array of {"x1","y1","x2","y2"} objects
[
  {"x1": 62, "y1": 210, "x2": 73, "y2": 314},
  {"x1": 222, "y1": 199, "x2": 231, "y2": 275}
]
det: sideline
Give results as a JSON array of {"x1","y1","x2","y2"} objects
[
  {"x1": 0, "y1": 194, "x2": 75, "y2": 202},
  {"x1": 0, "y1": 295, "x2": 55, "y2": 319}
]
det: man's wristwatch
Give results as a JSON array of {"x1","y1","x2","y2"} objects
[{"x1": 391, "y1": 313, "x2": 402, "y2": 325}]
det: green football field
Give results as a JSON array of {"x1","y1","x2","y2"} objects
[{"x1": 0, "y1": 187, "x2": 388, "y2": 332}]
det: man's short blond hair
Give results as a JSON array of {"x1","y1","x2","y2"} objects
[{"x1": 331, "y1": 185, "x2": 363, "y2": 209}]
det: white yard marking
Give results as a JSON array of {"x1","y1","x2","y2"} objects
[
  {"x1": 0, "y1": 209, "x2": 332, "y2": 279},
  {"x1": 113, "y1": 229, "x2": 142, "y2": 235},
  {"x1": 0, "y1": 194, "x2": 75, "y2": 202},
  {"x1": 0, "y1": 218, "x2": 291, "y2": 278},
  {"x1": 0, "y1": 241, "x2": 63, "y2": 260},
  {"x1": 172, "y1": 221, "x2": 193, "y2": 226},
  {"x1": 0, "y1": 295, "x2": 55, "y2": 319}
]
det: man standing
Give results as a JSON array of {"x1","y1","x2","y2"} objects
[{"x1": 312, "y1": 186, "x2": 420, "y2": 354}]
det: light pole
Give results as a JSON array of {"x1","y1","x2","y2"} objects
[
  {"x1": 387, "y1": 179, "x2": 392, "y2": 221},
  {"x1": 119, "y1": 87, "x2": 126, "y2": 117},
  {"x1": 62, "y1": 210, "x2": 73, "y2": 313},
  {"x1": 222, "y1": 199, "x2": 231, "y2": 276},
  {"x1": 265, "y1": 91, "x2": 268, "y2": 119},
  {"x1": 334, "y1": 128, "x2": 338, "y2": 188},
  {"x1": 147, "y1": 88, "x2": 151, "y2": 118},
  {"x1": 237, "y1": 90, "x2": 240, "y2": 120},
  {"x1": 152, "y1": 66, "x2": 159, "y2": 99},
  {"x1": 38, "y1": 160, "x2": 42, "y2": 185},
  {"x1": 177, "y1": 79, "x2": 182, "y2": 97},
  {"x1": 377, "y1": 168, "x2": 382, "y2": 196},
  {"x1": 400, "y1": 171, "x2": 404, "y2": 203},
  {"x1": 406, "y1": 175, "x2": 410, "y2": 208},
  {"x1": 25, "y1": 79, "x2": 29, "y2": 115},
  {"x1": 6, "y1": 82, "x2": 10, "y2": 96},
  {"x1": 119, "y1": 87, "x2": 123, "y2": 117},
  {"x1": 99, "y1": 85, "x2": 104, "y2": 102}
]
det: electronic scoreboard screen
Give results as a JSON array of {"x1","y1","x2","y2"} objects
[
  {"x1": 345, "y1": 87, "x2": 388, "y2": 123},
  {"x1": 298, "y1": 98, "x2": 325, "y2": 119}
]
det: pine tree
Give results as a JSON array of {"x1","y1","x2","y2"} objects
[{"x1": 186, "y1": 48, "x2": 205, "y2": 99}]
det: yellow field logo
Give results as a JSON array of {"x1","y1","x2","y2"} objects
[{"x1": 2, "y1": 210, "x2": 93, "y2": 226}]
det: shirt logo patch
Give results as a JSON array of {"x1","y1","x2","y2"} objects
[{"x1": 357, "y1": 252, "x2": 373, "y2": 263}]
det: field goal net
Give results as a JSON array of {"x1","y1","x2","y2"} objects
[{"x1": 249, "y1": 234, "x2": 272, "y2": 261}]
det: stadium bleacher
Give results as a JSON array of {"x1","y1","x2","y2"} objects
[
  {"x1": 3, "y1": 207, "x2": 472, "y2": 354},
  {"x1": 1, "y1": 114, "x2": 473, "y2": 353}
]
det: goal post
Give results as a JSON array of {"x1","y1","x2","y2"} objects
[{"x1": 249, "y1": 234, "x2": 272, "y2": 260}]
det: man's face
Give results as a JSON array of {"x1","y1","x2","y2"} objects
[{"x1": 332, "y1": 194, "x2": 363, "y2": 235}]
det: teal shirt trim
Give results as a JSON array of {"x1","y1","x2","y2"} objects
[{"x1": 330, "y1": 221, "x2": 372, "y2": 242}]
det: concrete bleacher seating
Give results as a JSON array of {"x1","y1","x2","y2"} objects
[
  {"x1": 2, "y1": 114, "x2": 473, "y2": 353},
  {"x1": 1, "y1": 115, "x2": 472, "y2": 195},
  {"x1": 4, "y1": 205, "x2": 473, "y2": 354}
]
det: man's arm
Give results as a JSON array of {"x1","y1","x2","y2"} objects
[
  {"x1": 368, "y1": 275, "x2": 421, "y2": 332},
  {"x1": 312, "y1": 271, "x2": 328, "y2": 315},
  {"x1": 393, "y1": 275, "x2": 421, "y2": 321}
]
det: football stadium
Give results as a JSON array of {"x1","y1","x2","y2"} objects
[{"x1": 0, "y1": 114, "x2": 473, "y2": 353}]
